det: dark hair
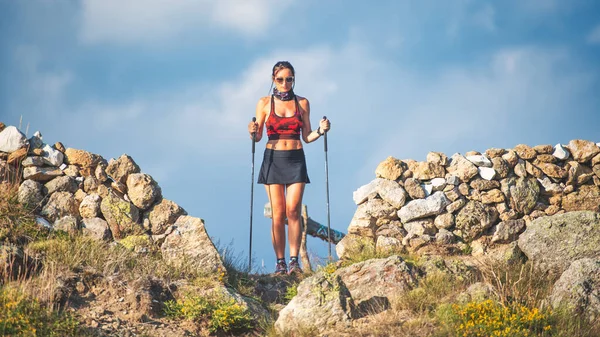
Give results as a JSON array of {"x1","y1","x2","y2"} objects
[{"x1": 272, "y1": 61, "x2": 295, "y2": 77}]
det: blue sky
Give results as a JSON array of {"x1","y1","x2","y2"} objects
[{"x1": 1, "y1": 0, "x2": 599, "y2": 272}]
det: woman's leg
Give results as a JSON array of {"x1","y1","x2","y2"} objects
[
  {"x1": 285, "y1": 182, "x2": 305, "y2": 257},
  {"x1": 266, "y1": 184, "x2": 286, "y2": 259}
]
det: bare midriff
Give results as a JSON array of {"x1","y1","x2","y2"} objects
[{"x1": 266, "y1": 139, "x2": 303, "y2": 150}]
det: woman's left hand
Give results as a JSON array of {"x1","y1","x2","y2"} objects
[{"x1": 319, "y1": 118, "x2": 331, "y2": 133}]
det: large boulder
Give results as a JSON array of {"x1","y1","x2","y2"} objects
[
  {"x1": 549, "y1": 258, "x2": 600, "y2": 322},
  {"x1": 275, "y1": 256, "x2": 418, "y2": 334},
  {"x1": 160, "y1": 216, "x2": 225, "y2": 275},
  {"x1": 518, "y1": 211, "x2": 600, "y2": 272},
  {"x1": 126, "y1": 173, "x2": 161, "y2": 210},
  {"x1": 100, "y1": 192, "x2": 142, "y2": 239},
  {"x1": 0, "y1": 126, "x2": 27, "y2": 153}
]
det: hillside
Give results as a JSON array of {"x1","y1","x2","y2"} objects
[{"x1": 1, "y1": 121, "x2": 600, "y2": 336}]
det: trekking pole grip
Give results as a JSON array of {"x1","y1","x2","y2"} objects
[{"x1": 251, "y1": 117, "x2": 256, "y2": 153}]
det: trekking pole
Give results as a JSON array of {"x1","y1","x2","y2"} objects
[
  {"x1": 322, "y1": 116, "x2": 332, "y2": 261},
  {"x1": 249, "y1": 117, "x2": 256, "y2": 272}
]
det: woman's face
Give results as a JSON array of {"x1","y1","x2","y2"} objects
[{"x1": 273, "y1": 68, "x2": 294, "y2": 92}]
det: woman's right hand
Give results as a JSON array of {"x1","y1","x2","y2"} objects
[{"x1": 248, "y1": 120, "x2": 258, "y2": 135}]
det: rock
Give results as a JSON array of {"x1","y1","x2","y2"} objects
[
  {"x1": 276, "y1": 256, "x2": 417, "y2": 334},
  {"x1": 504, "y1": 177, "x2": 540, "y2": 215},
  {"x1": 64, "y1": 148, "x2": 103, "y2": 176},
  {"x1": 593, "y1": 154, "x2": 600, "y2": 167},
  {"x1": 485, "y1": 242, "x2": 526, "y2": 264},
  {"x1": 434, "y1": 212, "x2": 455, "y2": 230},
  {"x1": 23, "y1": 166, "x2": 63, "y2": 182},
  {"x1": 0, "y1": 122, "x2": 4, "y2": 132},
  {"x1": 536, "y1": 162, "x2": 567, "y2": 179},
  {"x1": 0, "y1": 244, "x2": 39, "y2": 281},
  {"x1": 491, "y1": 219, "x2": 526, "y2": 243},
  {"x1": 81, "y1": 217, "x2": 112, "y2": 241},
  {"x1": 458, "y1": 282, "x2": 495, "y2": 303},
  {"x1": 444, "y1": 186, "x2": 461, "y2": 202},
  {"x1": 83, "y1": 175, "x2": 99, "y2": 193},
  {"x1": 53, "y1": 215, "x2": 79, "y2": 235},
  {"x1": 0, "y1": 126, "x2": 27, "y2": 153},
  {"x1": 375, "y1": 156, "x2": 404, "y2": 181},
  {"x1": 562, "y1": 185, "x2": 600, "y2": 212},
  {"x1": 161, "y1": 215, "x2": 225, "y2": 274},
  {"x1": 430, "y1": 177, "x2": 447, "y2": 192},
  {"x1": 41, "y1": 191, "x2": 78, "y2": 223},
  {"x1": 447, "y1": 154, "x2": 479, "y2": 183},
  {"x1": 397, "y1": 192, "x2": 450, "y2": 223},
  {"x1": 100, "y1": 192, "x2": 142, "y2": 239},
  {"x1": 536, "y1": 154, "x2": 557, "y2": 164},
  {"x1": 533, "y1": 144, "x2": 553, "y2": 154},
  {"x1": 436, "y1": 229, "x2": 455, "y2": 244},
  {"x1": 549, "y1": 258, "x2": 600, "y2": 322},
  {"x1": 502, "y1": 150, "x2": 519, "y2": 167},
  {"x1": 21, "y1": 156, "x2": 45, "y2": 167},
  {"x1": 7, "y1": 147, "x2": 27, "y2": 165},
  {"x1": 568, "y1": 140, "x2": 600, "y2": 163},
  {"x1": 353, "y1": 179, "x2": 379, "y2": 205},
  {"x1": 426, "y1": 152, "x2": 449, "y2": 166},
  {"x1": 376, "y1": 179, "x2": 408, "y2": 209},
  {"x1": 525, "y1": 161, "x2": 543, "y2": 178},
  {"x1": 336, "y1": 234, "x2": 374, "y2": 260},
  {"x1": 404, "y1": 218, "x2": 436, "y2": 236},
  {"x1": 553, "y1": 144, "x2": 570, "y2": 160},
  {"x1": 143, "y1": 199, "x2": 186, "y2": 235},
  {"x1": 470, "y1": 179, "x2": 500, "y2": 191},
  {"x1": 376, "y1": 236, "x2": 402, "y2": 254},
  {"x1": 537, "y1": 176, "x2": 563, "y2": 195},
  {"x1": 348, "y1": 204, "x2": 376, "y2": 238},
  {"x1": 412, "y1": 161, "x2": 445, "y2": 180},
  {"x1": 126, "y1": 173, "x2": 161, "y2": 210},
  {"x1": 404, "y1": 178, "x2": 426, "y2": 200},
  {"x1": 518, "y1": 211, "x2": 600, "y2": 272},
  {"x1": 41, "y1": 144, "x2": 64, "y2": 167},
  {"x1": 54, "y1": 142, "x2": 65, "y2": 153},
  {"x1": 74, "y1": 189, "x2": 87, "y2": 202},
  {"x1": 481, "y1": 189, "x2": 505, "y2": 204},
  {"x1": 491, "y1": 157, "x2": 510, "y2": 179},
  {"x1": 18, "y1": 180, "x2": 44, "y2": 210},
  {"x1": 363, "y1": 198, "x2": 398, "y2": 221},
  {"x1": 95, "y1": 162, "x2": 109, "y2": 183},
  {"x1": 566, "y1": 161, "x2": 594, "y2": 186},
  {"x1": 545, "y1": 205, "x2": 561, "y2": 216},
  {"x1": 454, "y1": 201, "x2": 498, "y2": 241},
  {"x1": 45, "y1": 176, "x2": 78, "y2": 195},
  {"x1": 486, "y1": 148, "x2": 506, "y2": 158},
  {"x1": 514, "y1": 159, "x2": 527, "y2": 178},
  {"x1": 422, "y1": 183, "x2": 433, "y2": 196},
  {"x1": 466, "y1": 155, "x2": 492, "y2": 167},
  {"x1": 446, "y1": 198, "x2": 467, "y2": 214},
  {"x1": 446, "y1": 175, "x2": 460, "y2": 185},
  {"x1": 514, "y1": 144, "x2": 537, "y2": 160},
  {"x1": 79, "y1": 194, "x2": 102, "y2": 218},
  {"x1": 465, "y1": 151, "x2": 480, "y2": 157},
  {"x1": 62, "y1": 165, "x2": 79, "y2": 177}
]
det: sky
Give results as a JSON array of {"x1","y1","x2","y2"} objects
[{"x1": 1, "y1": 0, "x2": 599, "y2": 273}]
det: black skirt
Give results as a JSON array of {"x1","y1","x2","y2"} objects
[{"x1": 257, "y1": 148, "x2": 310, "y2": 185}]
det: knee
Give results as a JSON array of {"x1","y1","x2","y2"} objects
[
  {"x1": 272, "y1": 207, "x2": 286, "y2": 223},
  {"x1": 286, "y1": 207, "x2": 300, "y2": 221}
]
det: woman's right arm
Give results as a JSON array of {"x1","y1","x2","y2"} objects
[{"x1": 248, "y1": 97, "x2": 268, "y2": 142}]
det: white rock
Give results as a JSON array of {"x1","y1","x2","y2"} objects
[
  {"x1": 0, "y1": 126, "x2": 27, "y2": 153},
  {"x1": 466, "y1": 155, "x2": 492, "y2": 167},
  {"x1": 353, "y1": 179, "x2": 379, "y2": 205},
  {"x1": 553, "y1": 144, "x2": 570, "y2": 160},
  {"x1": 41, "y1": 144, "x2": 64, "y2": 167},
  {"x1": 397, "y1": 191, "x2": 450, "y2": 223},
  {"x1": 431, "y1": 178, "x2": 446, "y2": 191},
  {"x1": 60, "y1": 163, "x2": 67, "y2": 170},
  {"x1": 478, "y1": 167, "x2": 496, "y2": 180},
  {"x1": 36, "y1": 217, "x2": 52, "y2": 229},
  {"x1": 422, "y1": 183, "x2": 433, "y2": 196}
]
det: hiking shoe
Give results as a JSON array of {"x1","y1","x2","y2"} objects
[
  {"x1": 274, "y1": 261, "x2": 288, "y2": 275},
  {"x1": 288, "y1": 259, "x2": 303, "y2": 275}
]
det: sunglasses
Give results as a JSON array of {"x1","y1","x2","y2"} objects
[{"x1": 274, "y1": 76, "x2": 294, "y2": 84}]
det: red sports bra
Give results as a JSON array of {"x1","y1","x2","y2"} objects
[{"x1": 266, "y1": 95, "x2": 303, "y2": 140}]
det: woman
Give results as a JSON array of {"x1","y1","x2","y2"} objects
[{"x1": 248, "y1": 61, "x2": 331, "y2": 275}]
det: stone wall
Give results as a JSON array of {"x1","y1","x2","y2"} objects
[
  {"x1": 0, "y1": 123, "x2": 224, "y2": 274},
  {"x1": 339, "y1": 139, "x2": 600, "y2": 258}
]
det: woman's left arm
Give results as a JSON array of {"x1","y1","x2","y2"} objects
[{"x1": 300, "y1": 98, "x2": 330, "y2": 143}]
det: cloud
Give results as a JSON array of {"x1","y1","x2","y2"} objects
[
  {"x1": 79, "y1": 0, "x2": 294, "y2": 45},
  {"x1": 587, "y1": 24, "x2": 600, "y2": 44}
]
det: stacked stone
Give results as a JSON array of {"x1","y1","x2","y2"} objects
[
  {"x1": 339, "y1": 140, "x2": 600, "y2": 259},
  {"x1": 0, "y1": 123, "x2": 224, "y2": 274}
]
